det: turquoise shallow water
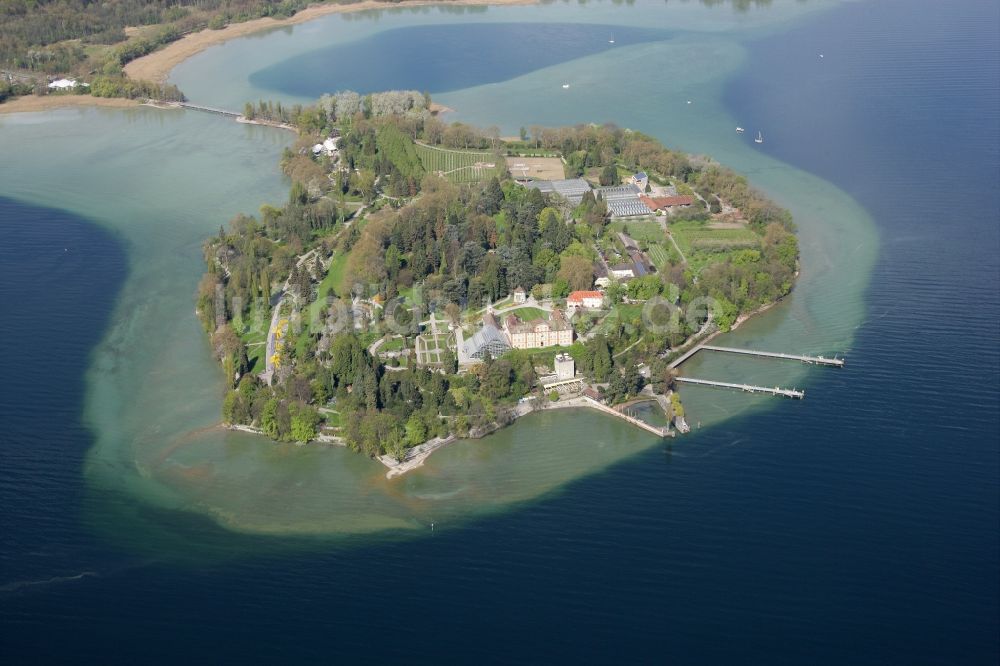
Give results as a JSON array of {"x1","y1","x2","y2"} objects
[
  {"x1": 5, "y1": 0, "x2": 874, "y2": 538},
  {"x1": 1, "y1": 0, "x2": 997, "y2": 661}
]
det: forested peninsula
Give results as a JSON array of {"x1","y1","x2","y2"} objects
[{"x1": 197, "y1": 90, "x2": 798, "y2": 466}]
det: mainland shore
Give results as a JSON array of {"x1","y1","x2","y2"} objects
[
  {"x1": 2, "y1": 1, "x2": 521, "y2": 116},
  {"x1": 0, "y1": 95, "x2": 140, "y2": 115},
  {"x1": 124, "y1": 0, "x2": 538, "y2": 84}
]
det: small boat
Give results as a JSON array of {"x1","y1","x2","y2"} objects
[
  {"x1": 562, "y1": 83, "x2": 570, "y2": 89},
  {"x1": 736, "y1": 126, "x2": 745, "y2": 134},
  {"x1": 686, "y1": 100, "x2": 692, "y2": 105},
  {"x1": 754, "y1": 131, "x2": 764, "y2": 144}
]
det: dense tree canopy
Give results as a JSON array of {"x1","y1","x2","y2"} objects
[{"x1": 201, "y1": 98, "x2": 798, "y2": 454}]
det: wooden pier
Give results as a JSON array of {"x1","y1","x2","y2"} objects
[
  {"x1": 700, "y1": 345, "x2": 844, "y2": 367},
  {"x1": 675, "y1": 377, "x2": 804, "y2": 399}
]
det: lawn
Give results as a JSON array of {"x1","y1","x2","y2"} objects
[
  {"x1": 233, "y1": 301, "x2": 271, "y2": 372},
  {"x1": 415, "y1": 143, "x2": 506, "y2": 184},
  {"x1": 319, "y1": 251, "x2": 349, "y2": 298},
  {"x1": 506, "y1": 307, "x2": 548, "y2": 321},
  {"x1": 510, "y1": 344, "x2": 573, "y2": 370},
  {"x1": 669, "y1": 220, "x2": 761, "y2": 273},
  {"x1": 670, "y1": 220, "x2": 759, "y2": 255},
  {"x1": 608, "y1": 220, "x2": 666, "y2": 244},
  {"x1": 595, "y1": 304, "x2": 646, "y2": 336},
  {"x1": 380, "y1": 336, "x2": 407, "y2": 352},
  {"x1": 245, "y1": 341, "x2": 267, "y2": 374},
  {"x1": 304, "y1": 250, "x2": 351, "y2": 331}
]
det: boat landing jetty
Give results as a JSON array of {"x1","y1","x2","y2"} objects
[
  {"x1": 668, "y1": 340, "x2": 845, "y2": 400},
  {"x1": 675, "y1": 377, "x2": 804, "y2": 399},
  {"x1": 670, "y1": 342, "x2": 844, "y2": 369},
  {"x1": 700, "y1": 345, "x2": 844, "y2": 367}
]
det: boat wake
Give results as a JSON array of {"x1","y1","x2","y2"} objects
[{"x1": 0, "y1": 571, "x2": 99, "y2": 594}]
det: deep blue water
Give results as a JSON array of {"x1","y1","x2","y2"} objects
[
  {"x1": 1, "y1": 0, "x2": 998, "y2": 663},
  {"x1": 0, "y1": 202, "x2": 131, "y2": 589},
  {"x1": 249, "y1": 22, "x2": 670, "y2": 95}
]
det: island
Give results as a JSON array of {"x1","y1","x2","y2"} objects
[{"x1": 195, "y1": 89, "x2": 799, "y2": 475}]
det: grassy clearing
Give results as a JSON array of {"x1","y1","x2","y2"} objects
[
  {"x1": 507, "y1": 307, "x2": 548, "y2": 321},
  {"x1": 596, "y1": 304, "x2": 645, "y2": 335},
  {"x1": 415, "y1": 143, "x2": 506, "y2": 183},
  {"x1": 608, "y1": 220, "x2": 666, "y2": 244},
  {"x1": 304, "y1": 250, "x2": 351, "y2": 327},
  {"x1": 233, "y1": 301, "x2": 271, "y2": 372},
  {"x1": 670, "y1": 220, "x2": 761, "y2": 272},
  {"x1": 319, "y1": 251, "x2": 349, "y2": 298},
  {"x1": 245, "y1": 342, "x2": 267, "y2": 374},
  {"x1": 380, "y1": 336, "x2": 406, "y2": 352},
  {"x1": 670, "y1": 221, "x2": 759, "y2": 255},
  {"x1": 527, "y1": 348, "x2": 562, "y2": 368}
]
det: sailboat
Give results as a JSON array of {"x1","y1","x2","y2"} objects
[
  {"x1": 608, "y1": 32, "x2": 615, "y2": 44},
  {"x1": 754, "y1": 131, "x2": 764, "y2": 144}
]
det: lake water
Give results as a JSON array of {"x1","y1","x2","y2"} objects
[{"x1": 1, "y1": 0, "x2": 997, "y2": 661}]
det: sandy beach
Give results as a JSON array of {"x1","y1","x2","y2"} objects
[
  {"x1": 124, "y1": 0, "x2": 538, "y2": 84},
  {"x1": 0, "y1": 95, "x2": 140, "y2": 115}
]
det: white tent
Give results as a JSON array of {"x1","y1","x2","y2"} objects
[{"x1": 47, "y1": 79, "x2": 77, "y2": 90}]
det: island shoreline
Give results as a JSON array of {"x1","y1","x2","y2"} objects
[{"x1": 372, "y1": 295, "x2": 787, "y2": 478}]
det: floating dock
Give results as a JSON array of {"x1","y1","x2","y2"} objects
[{"x1": 675, "y1": 377, "x2": 804, "y2": 399}]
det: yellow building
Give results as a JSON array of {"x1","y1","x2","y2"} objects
[{"x1": 503, "y1": 309, "x2": 573, "y2": 349}]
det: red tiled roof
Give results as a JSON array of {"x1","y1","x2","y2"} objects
[
  {"x1": 568, "y1": 290, "x2": 603, "y2": 302},
  {"x1": 640, "y1": 195, "x2": 695, "y2": 210}
]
